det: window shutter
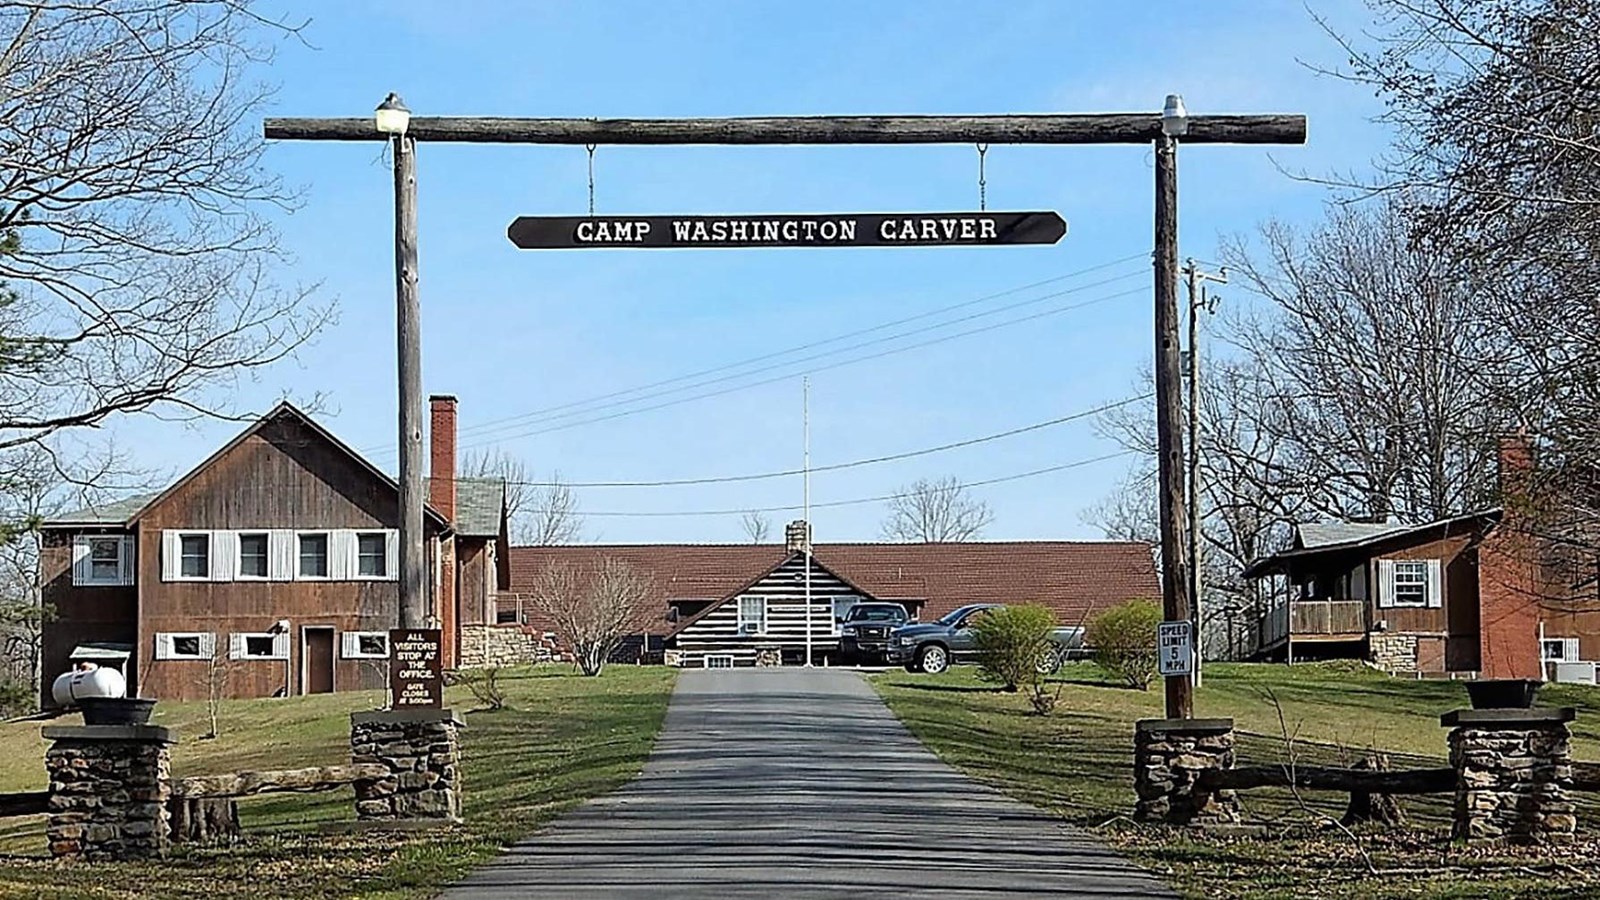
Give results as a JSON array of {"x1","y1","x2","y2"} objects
[
  {"x1": 1424, "y1": 559, "x2": 1444, "y2": 609},
  {"x1": 199, "y1": 632, "x2": 217, "y2": 660},
  {"x1": 118, "y1": 535, "x2": 136, "y2": 586},
  {"x1": 341, "y1": 631, "x2": 360, "y2": 658},
  {"x1": 1565, "y1": 637, "x2": 1581, "y2": 662},
  {"x1": 154, "y1": 634, "x2": 174, "y2": 661},
  {"x1": 331, "y1": 530, "x2": 355, "y2": 580},
  {"x1": 273, "y1": 631, "x2": 290, "y2": 659},
  {"x1": 160, "y1": 531, "x2": 179, "y2": 582},
  {"x1": 70, "y1": 536, "x2": 91, "y2": 586},
  {"x1": 384, "y1": 530, "x2": 399, "y2": 580},
  {"x1": 268, "y1": 530, "x2": 294, "y2": 580},
  {"x1": 210, "y1": 531, "x2": 236, "y2": 583},
  {"x1": 229, "y1": 633, "x2": 247, "y2": 660},
  {"x1": 1375, "y1": 560, "x2": 1396, "y2": 609}
]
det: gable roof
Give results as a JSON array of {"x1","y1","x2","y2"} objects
[
  {"x1": 42, "y1": 403, "x2": 447, "y2": 529},
  {"x1": 452, "y1": 477, "x2": 506, "y2": 538},
  {"x1": 1242, "y1": 509, "x2": 1503, "y2": 579},
  {"x1": 509, "y1": 540, "x2": 1159, "y2": 625}
]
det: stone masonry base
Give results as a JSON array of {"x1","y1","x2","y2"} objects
[
  {"x1": 1444, "y1": 707, "x2": 1575, "y2": 844},
  {"x1": 43, "y1": 725, "x2": 174, "y2": 861},
  {"x1": 1134, "y1": 718, "x2": 1240, "y2": 825},
  {"x1": 351, "y1": 709, "x2": 464, "y2": 822}
]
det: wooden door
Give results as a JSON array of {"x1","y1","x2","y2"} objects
[{"x1": 304, "y1": 628, "x2": 334, "y2": 694}]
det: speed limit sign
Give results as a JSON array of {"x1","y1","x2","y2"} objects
[{"x1": 1158, "y1": 620, "x2": 1193, "y2": 677}]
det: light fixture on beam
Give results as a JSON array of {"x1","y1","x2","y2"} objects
[
  {"x1": 375, "y1": 92, "x2": 411, "y2": 135},
  {"x1": 1161, "y1": 94, "x2": 1189, "y2": 137}
]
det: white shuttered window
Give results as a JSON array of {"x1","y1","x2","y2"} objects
[
  {"x1": 72, "y1": 534, "x2": 134, "y2": 587},
  {"x1": 155, "y1": 632, "x2": 215, "y2": 660}
]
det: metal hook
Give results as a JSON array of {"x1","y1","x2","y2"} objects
[
  {"x1": 976, "y1": 143, "x2": 989, "y2": 211},
  {"x1": 585, "y1": 144, "x2": 597, "y2": 217}
]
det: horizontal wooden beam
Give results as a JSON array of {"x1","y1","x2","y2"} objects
[
  {"x1": 264, "y1": 114, "x2": 1307, "y2": 146},
  {"x1": 171, "y1": 763, "x2": 388, "y2": 799},
  {"x1": 0, "y1": 790, "x2": 49, "y2": 818},
  {"x1": 1197, "y1": 764, "x2": 1455, "y2": 795}
]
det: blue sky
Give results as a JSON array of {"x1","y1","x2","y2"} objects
[{"x1": 118, "y1": 0, "x2": 1388, "y2": 543}]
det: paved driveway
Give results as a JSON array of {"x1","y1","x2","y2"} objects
[{"x1": 444, "y1": 668, "x2": 1173, "y2": 898}]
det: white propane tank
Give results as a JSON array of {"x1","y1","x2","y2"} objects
[{"x1": 51, "y1": 665, "x2": 127, "y2": 707}]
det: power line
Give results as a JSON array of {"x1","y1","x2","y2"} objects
[
  {"x1": 448, "y1": 252, "x2": 1144, "y2": 441},
  {"x1": 364, "y1": 253, "x2": 1147, "y2": 457},
  {"x1": 484, "y1": 394, "x2": 1151, "y2": 487},
  {"x1": 509, "y1": 450, "x2": 1137, "y2": 518},
  {"x1": 448, "y1": 283, "x2": 1148, "y2": 451}
]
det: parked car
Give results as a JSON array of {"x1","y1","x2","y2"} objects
[
  {"x1": 838, "y1": 602, "x2": 911, "y2": 662},
  {"x1": 885, "y1": 603, "x2": 1086, "y2": 675}
]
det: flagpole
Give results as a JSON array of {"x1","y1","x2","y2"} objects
[{"x1": 804, "y1": 376, "x2": 813, "y2": 668}]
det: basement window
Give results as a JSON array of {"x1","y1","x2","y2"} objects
[
  {"x1": 155, "y1": 632, "x2": 214, "y2": 661},
  {"x1": 705, "y1": 655, "x2": 734, "y2": 669},
  {"x1": 231, "y1": 632, "x2": 288, "y2": 660},
  {"x1": 342, "y1": 631, "x2": 390, "y2": 659}
]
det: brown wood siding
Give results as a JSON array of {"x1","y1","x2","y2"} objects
[
  {"x1": 458, "y1": 539, "x2": 492, "y2": 627},
  {"x1": 38, "y1": 529, "x2": 138, "y2": 705},
  {"x1": 133, "y1": 413, "x2": 436, "y2": 701},
  {"x1": 1373, "y1": 534, "x2": 1473, "y2": 635}
]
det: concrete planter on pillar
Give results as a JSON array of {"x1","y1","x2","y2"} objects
[
  {"x1": 350, "y1": 709, "x2": 464, "y2": 823},
  {"x1": 1443, "y1": 707, "x2": 1575, "y2": 844},
  {"x1": 43, "y1": 724, "x2": 175, "y2": 860},
  {"x1": 1133, "y1": 717, "x2": 1240, "y2": 825}
]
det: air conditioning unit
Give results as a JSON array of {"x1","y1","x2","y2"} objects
[{"x1": 1553, "y1": 661, "x2": 1597, "y2": 685}]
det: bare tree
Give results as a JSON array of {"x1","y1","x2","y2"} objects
[
  {"x1": 529, "y1": 558, "x2": 653, "y2": 677},
  {"x1": 880, "y1": 476, "x2": 994, "y2": 542},
  {"x1": 0, "y1": 2, "x2": 329, "y2": 456},
  {"x1": 1080, "y1": 469, "x2": 1159, "y2": 545},
  {"x1": 461, "y1": 450, "x2": 584, "y2": 545},
  {"x1": 739, "y1": 510, "x2": 771, "y2": 543}
]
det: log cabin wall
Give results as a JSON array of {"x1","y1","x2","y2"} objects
[
  {"x1": 134, "y1": 413, "x2": 439, "y2": 701},
  {"x1": 37, "y1": 528, "x2": 138, "y2": 706},
  {"x1": 672, "y1": 554, "x2": 868, "y2": 667}
]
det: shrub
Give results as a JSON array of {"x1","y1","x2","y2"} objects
[
  {"x1": 457, "y1": 666, "x2": 509, "y2": 711},
  {"x1": 1086, "y1": 598, "x2": 1162, "y2": 689},
  {"x1": 972, "y1": 604, "x2": 1057, "y2": 695}
]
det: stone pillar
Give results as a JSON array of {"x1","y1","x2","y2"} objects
[
  {"x1": 350, "y1": 709, "x2": 463, "y2": 823},
  {"x1": 1443, "y1": 707, "x2": 1575, "y2": 844},
  {"x1": 1134, "y1": 718, "x2": 1240, "y2": 825},
  {"x1": 42, "y1": 724, "x2": 174, "y2": 860}
]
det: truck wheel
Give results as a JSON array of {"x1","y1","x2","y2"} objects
[
  {"x1": 1035, "y1": 647, "x2": 1063, "y2": 675},
  {"x1": 918, "y1": 644, "x2": 949, "y2": 675}
]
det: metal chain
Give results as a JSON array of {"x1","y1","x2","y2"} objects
[
  {"x1": 976, "y1": 143, "x2": 989, "y2": 211},
  {"x1": 586, "y1": 143, "x2": 597, "y2": 216}
]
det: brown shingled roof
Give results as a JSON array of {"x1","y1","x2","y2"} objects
[{"x1": 508, "y1": 541, "x2": 1158, "y2": 624}]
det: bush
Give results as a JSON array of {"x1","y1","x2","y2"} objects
[
  {"x1": 456, "y1": 666, "x2": 509, "y2": 711},
  {"x1": 972, "y1": 604, "x2": 1057, "y2": 696},
  {"x1": 1086, "y1": 598, "x2": 1162, "y2": 689}
]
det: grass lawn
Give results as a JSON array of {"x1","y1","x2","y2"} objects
[
  {"x1": 0, "y1": 664, "x2": 675, "y2": 899},
  {"x1": 874, "y1": 660, "x2": 1600, "y2": 899}
]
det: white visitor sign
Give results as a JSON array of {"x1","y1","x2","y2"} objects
[{"x1": 1158, "y1": 620, "x2": 1193, "y2": 677}]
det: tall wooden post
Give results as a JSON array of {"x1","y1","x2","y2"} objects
[
  {"x1": 1154, "y1": 132, "x2": 1193, "y2": 720},
  {"x1": 393, "y1": 134, "x2": 426, "y2": 630},
  {"x1": 1186, "y1": 267, "x2": 1203, "y2": 688}
]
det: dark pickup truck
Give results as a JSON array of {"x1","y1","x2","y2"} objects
[
  {"x1": 838, "y1": 602, "x2": 910, "y2": 663},
  {"x1": 884, "y1": 603, "x2": 1087, "y2": 675}
]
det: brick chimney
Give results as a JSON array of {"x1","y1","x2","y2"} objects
[
  {"x1": 1479, "y1": 430, "x2": 1541, "y2": 679},
  {"x1": 429, "y1": 395, "x2": 457, "y2": 524},
  {"x1": 785, "y1": 520, "x2": 811, "y2": 553}
]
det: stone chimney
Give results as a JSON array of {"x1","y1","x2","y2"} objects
[
  {"x1": 785, "y1": 520, "x2": 811, "y2": 553},
  {"x1": 429, "y1": 395, "x2": 458, "y2": 523}
]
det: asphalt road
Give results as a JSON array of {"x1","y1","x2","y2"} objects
[{"x1": 443, "y1": 667, "x2": 1174, "y2": 899}]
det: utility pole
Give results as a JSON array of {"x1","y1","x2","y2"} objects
[
  {"x1": 378, "y1": 94, "x2": 428, "y2": 631},
  {"x1": 1153, "y1": 100, "x2": 1191, "y2": 720},
  {"x1": 1183, "y1": 259, "x2": 1225, "y2": 687},
  {"x1": 803, "y1": 376, "x2": 813, "y2": 667}
]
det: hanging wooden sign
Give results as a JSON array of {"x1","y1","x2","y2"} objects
[{"x1": 507, "y1": 211, "x2": 1066, "y2": 250}]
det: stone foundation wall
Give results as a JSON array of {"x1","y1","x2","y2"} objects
[
  {"x1": 1133, "y1": 718, "x2": 1240, "y2": 825},
  {"x1": 1445, "y1": 708, "x2": 1575, "y2": 843},
  {"x1": 459, "y1": 624, "x2": 552, "y2": 669},
  {"x1": 43, "y1": 725, "x2": 173, "y2": 860},
  {"x1": 351, "y1": 710, "x2": 463, "y2": 822},
  {"x1": 1369, "y1": 633, "x2": 1419, "y2": 673}
]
